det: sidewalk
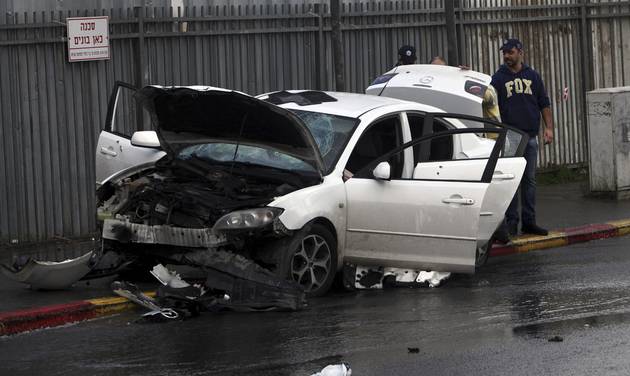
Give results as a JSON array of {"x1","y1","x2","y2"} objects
[
  {"x1": 536, "y1": 182, "x2": 630, "y2": 230},
  {"x1": 490, "y1": 181, "x2": 630, "y2": 256},
  {"x1": 1, "y1": 181, "x2": 630, "y2": 335}
]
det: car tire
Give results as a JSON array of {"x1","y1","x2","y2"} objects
[
  {"x1": 475, "y1": 237, "x2": 493, "y2": 269},
  {"x1": 277, "y1": 222, "x2": 338, "y2": 297}
]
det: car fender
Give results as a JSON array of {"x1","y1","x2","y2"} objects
[
  {"x1": 97, "y1": 160, "x2": 163, "y2": 188},
  {"x1": 269, "y1": 176, "x2": 347, "y2": 270}
]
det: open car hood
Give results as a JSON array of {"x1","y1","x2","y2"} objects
[{"x1": 137, "y1": 86, "x2": 325, "y2": 176}]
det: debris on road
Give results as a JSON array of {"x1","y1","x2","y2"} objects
[
  {"x1": 112, "y1": 280, "x2": 182, "y2": 321},
  {"x1": 548, "y1": 335, "x2": 564, "y2": 342},
  {"x1": 343, "y1": 264, "x2": 452, "y2": 289},
  {"x1": 407, "y1": 347, "x2": 420, "y2": 354},
  {"x1": 113, "y1": 250, "x2": 306, "y2": 321},
  {"x1": 417, "y1": 271, "x2": 452, "y2": 288},
  {"x1": 310, "y1": 363, "x2": 352, "y2": 376},
  {"x1": 180, "y1": 249, "x2": 306, "y2": 311},
  {"x1": 0, "y1": 251, "x2": 97, "y2": 290}
]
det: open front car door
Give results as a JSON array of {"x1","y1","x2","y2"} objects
[
  {"x1": 95, "y1": 81, "x2": 165, "y2": 187},
  {"x1": 344, "y1": 116, "x2": 527, "y2": 273}
]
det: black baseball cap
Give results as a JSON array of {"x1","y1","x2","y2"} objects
[
  {"x1": 500, "y1": 38, "x2": 523, "y2": 51},
  {"x1": 398, "y1": 45, "x2": 417, "y2": 63}
]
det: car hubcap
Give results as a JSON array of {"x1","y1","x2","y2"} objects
[{"x1": 290, "y1": 234, "x2": 331, "y2": 292}]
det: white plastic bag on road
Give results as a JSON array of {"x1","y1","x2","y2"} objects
[{"x1": 310, "y1": 363, "x2": 352, "y2": 376}]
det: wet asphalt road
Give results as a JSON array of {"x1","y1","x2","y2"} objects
[{"x1": 3, "y1": 236, "x2": 630, "y2": 376}]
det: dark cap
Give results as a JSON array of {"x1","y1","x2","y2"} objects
[
  {"x1": 398, "y1": 45, "x2": 417, "y2": 64},
  {"x1": 500, "y1": 38, "x2": 523, "y2": 51}
]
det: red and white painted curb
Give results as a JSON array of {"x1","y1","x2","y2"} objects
[
  {"x1": 0, "y1": 293, "x2": 154, "y2": 336},
  {"x1": 490, "y1": 219, "x2": 630, "y2": 257},
  {"x1": 2, "y1": 219, "x2": 630, "y2": 337}
]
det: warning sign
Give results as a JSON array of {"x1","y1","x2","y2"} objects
[{"x1": 67, "y1": 16, "x2": 110, "y2": 62}]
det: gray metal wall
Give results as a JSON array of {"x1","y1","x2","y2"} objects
[{"x1": 0, "y1": 0, "x2": 628, "y2": 242}]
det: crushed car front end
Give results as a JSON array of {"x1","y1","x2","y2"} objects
[{"x1": 94, "y1": 86, "x2": 346, "y2": 297}]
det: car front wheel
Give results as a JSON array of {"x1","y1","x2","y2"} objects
[{"x1": 278, "y1": 223, "x2": 337, "y2": 297}]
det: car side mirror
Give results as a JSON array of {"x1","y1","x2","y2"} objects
[
  {"x1": 372, "y1": 162, "x2": 391, "y2": 180},
  {"x1": 131, "y1": 131, "x2": 161, "y2": 148}
]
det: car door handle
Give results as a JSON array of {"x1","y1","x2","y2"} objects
[
  {"x1": 442, "y1": 197, "x2": 475, "y2": 205},
  {"x1": 493, "y1": 173, "x2": 515, "y2": 180},
  {"x1": 100, "y1": 147, "x2": 118, "y2": 157}
]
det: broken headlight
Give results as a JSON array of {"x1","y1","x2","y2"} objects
[{"x1": 213, "y1": 207, "x2": 284, "y2": 231}]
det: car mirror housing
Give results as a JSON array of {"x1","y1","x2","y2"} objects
[
  {"x1": 372, "y1": 162, "x2": 391, "y2": 180},
  {"x1": 131, "y1": 131, "x2": 161, "y2": 148}
]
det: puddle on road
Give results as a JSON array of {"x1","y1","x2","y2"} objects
[{"x1": 513, "y1": 311, "x2": 630, "y2": 339}]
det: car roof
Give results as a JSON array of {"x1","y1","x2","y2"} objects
[
  {"x1": 259, "y1": 90, "x2": 445, "y2": 118},
  {"x1": 387, "y1": 64, "x2": 490, "y2": 82}
]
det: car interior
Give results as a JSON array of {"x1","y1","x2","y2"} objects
[
  {"x1": 345, "y1": 116, "x2": 404, "y2": 179},
  {"x1": 407, "y1": 114, "x2": 454, "y2": 163}
]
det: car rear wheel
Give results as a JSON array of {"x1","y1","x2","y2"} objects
[{"x1": 279, "y1": 223, "x2": 337, "y2": 297}]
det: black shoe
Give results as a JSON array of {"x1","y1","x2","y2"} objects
[
  {"x1": 522, "y1": 223, "x2": 548, "y2": 236},
  {"x1": 507, "y1": 223, "x2": 518, "y2": 237},
  {"x1": 493, "y1": 229, "x2": 510, "y2": 244}
]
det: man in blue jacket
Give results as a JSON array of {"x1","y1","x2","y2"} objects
[{"x1": 491, "y1": 38, "x2": 554, "y2": 237}]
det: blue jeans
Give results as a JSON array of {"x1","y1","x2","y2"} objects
[{"x1": 506, "y1": 137, "x2": 538, "y2": 227}]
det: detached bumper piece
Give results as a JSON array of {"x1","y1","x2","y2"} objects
[
  {"x1": 114, "y1": 250, "x2": 306, "y2": 321},
  {"x1": 182, "y1": 249, "x2": 306, "y2": 312},
  {"x1": 0, "y1": 251, "x2": 96, "y2": 290}
]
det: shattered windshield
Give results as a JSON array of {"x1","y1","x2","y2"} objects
[
  {"x1": 290, "y1": 110, "x2": 358, "y2": 173},
  {"x1": 177, "y1": 143, "x2": 316, "y2": 173},
  {"x1": 175, "y1": 110, "x2": 356, "y2": 175}
]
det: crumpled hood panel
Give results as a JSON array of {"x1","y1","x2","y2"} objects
[{"x1": 136, "y1": 86, "x2": 324, "y2": 175}]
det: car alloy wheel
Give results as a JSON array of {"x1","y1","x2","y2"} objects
[
  {"x1": 290, "y1": 234, "x2": 332, "y2": 293},
  {"x1": 282, "y1": 223, "x2": 337, "y2": 297}
]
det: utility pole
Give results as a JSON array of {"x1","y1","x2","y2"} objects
[
  {"x1": 330, "y1": 0, "x2": 345, "y2": 91},
  {"x1": 135, "y1": 3, "x2": 147, "y2": 128},
  {"x1": 445, "y1": 0, "x2": 459, "y2": 66}
]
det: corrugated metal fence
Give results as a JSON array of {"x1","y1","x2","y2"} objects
[{"x1": 1, "y1": 0, "x2": 628, "y2": 242}]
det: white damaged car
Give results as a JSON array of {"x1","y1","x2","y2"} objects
[{"x1": 96, "y1": 84, "x2": 527, "y2": 296}]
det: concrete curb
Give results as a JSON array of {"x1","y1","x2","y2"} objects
[
  {"x1": 0, "y1": 293, "x2": 154, "y2": 336},
  {"x1": 2, "y1": 218, "x2": 630, "y2": 337},
  {"x1": 490, "y1": 218, "x2": 630, "y2": 257}
]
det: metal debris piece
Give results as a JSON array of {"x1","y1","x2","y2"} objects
[
  {"x1": 112, "y1": 280, "x2": 181, "y2": 320},
  {"x1": 0, "y1": 251, "x2": 96, "y2": 290}
]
